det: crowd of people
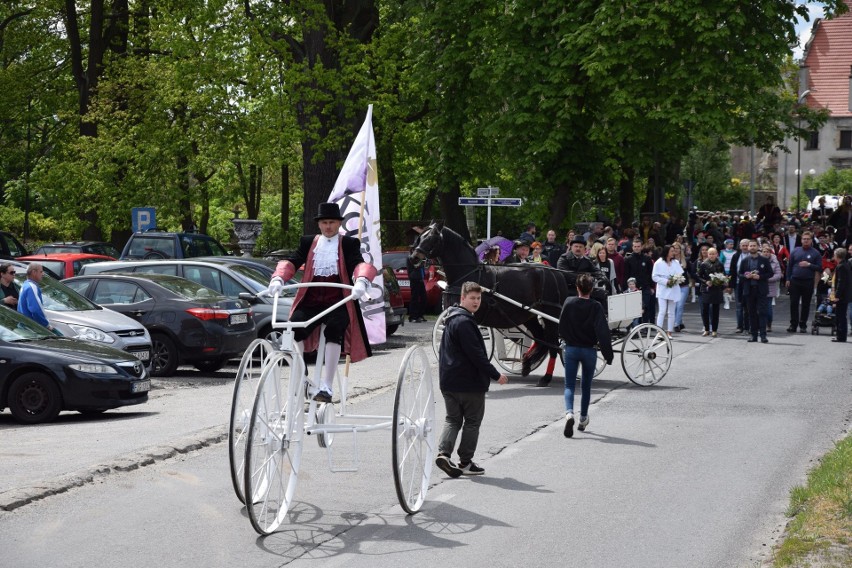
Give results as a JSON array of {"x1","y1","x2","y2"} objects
[{"x1": 485, "y1": 194, "x2": 852, "y2": 342}]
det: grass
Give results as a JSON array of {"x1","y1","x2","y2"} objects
[{"x1": 772, "y1": 435, "x2": 852, "y2": 567}]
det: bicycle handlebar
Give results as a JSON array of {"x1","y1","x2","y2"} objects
[{"x1": 269, "y1": 282, "x2": 358, "y2": 330}]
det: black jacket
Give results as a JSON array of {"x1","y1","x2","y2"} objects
[
  {"x1": 834, "y1": 260, "x2": 852, "y2": 304},
  {"x1": 624, "y1": 252, "x2": 653, "y2": 290},
  {"x1": 288, "y1": 234, "x2": 366, "y2": 278},
  {"x1": 558, "y1": 297, "x2": 614, "y2": 364},
  {"x1": 738, "y1": 254, "x2": 773, "y2": 297},
  {"x1": 438, "y1": 305, "x2": 500, "y2": 392},
  {"x1": 697, "y1": 259, "x2": 726, "y2": 304}
]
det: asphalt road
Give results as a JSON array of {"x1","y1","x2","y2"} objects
[{"x1": 1, "y1": 298, "x2": 850, "y2": 567}]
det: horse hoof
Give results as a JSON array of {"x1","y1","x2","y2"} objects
[{"x1": 536, "y1": 375, "x2": 552, "y2": 387}]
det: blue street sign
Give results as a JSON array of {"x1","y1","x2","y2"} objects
[
  {"x1": 490, "y1": 198, "x2": 522, "y2": 207},
  {"x1": 132, "y1": 207, "x2": 156, "y2": 233},
  {"x1": 458, "y1": 197, "x2": 490, "y2": 206}
]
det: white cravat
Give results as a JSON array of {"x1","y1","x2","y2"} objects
[{"x1": 312, "y1": 234, "x2": 340, "y2": 277}]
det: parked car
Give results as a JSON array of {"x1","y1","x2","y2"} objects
[
  {"x1": 0, "y1": 231, "x2": 28, "y2": 260},
  {"x1": 382, "y1": 249, "x2": 444, "y2": 310},
  {"x1": 79, "y1": 258, "x2": 295, "y2": 341},
  {"x1": 120, "y1": 230, "x2": 230, "y2": 260},
  {"x1": 0, "y1": 307, "x2": 149, "y2": 424},
  {"x1": 64, "y1": 273, "x2": 256, "y2": 376},
  {"x1": 9, "y1": 261, "x2": 152, "y2": 364},
  {"x1": 33, "y1": 240, "x2": 120, "y2": 258},
  {"x1": 16, "y1": 253, "x2": 116, "y2": 279}
]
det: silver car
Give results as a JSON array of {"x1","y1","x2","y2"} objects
[{"x1": 10, "y1": 262, "x2": 152, "y2": 364}]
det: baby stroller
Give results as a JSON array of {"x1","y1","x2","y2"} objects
[{"x1": 811, "y1": 311, "x2": 836, "y2": 336}]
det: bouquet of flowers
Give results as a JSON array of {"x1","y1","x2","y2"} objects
[
  {"x1": 666, "y1": 273, "x2": 686, "y2": 287},
  {"x1": 821, "y1": 270, "x2": 832, "y2": 285},
  {"x1": 709, "y1": 272, "x2": 729, "y2": 287}
]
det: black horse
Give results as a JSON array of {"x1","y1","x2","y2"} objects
[{"x1": 410, "y1": 222, "x2": 572, "y2": 384}]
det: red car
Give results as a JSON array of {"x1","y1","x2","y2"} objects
[
  {"x1": 382, "y1": 250, "x2": 443, "y2": 310},
  {"x1": 17, "y1": 253, "x2": 117, "y2": 280}
]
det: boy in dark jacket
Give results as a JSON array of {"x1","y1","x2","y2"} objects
[{"x1": 436, "y1": 282, "x2": 508, "y2": 477}]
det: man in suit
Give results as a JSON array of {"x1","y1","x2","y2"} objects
[
  {"x1": 813, "y1": 197, "x2": 833, "y2": 228},
  {"x1": 739, "y1": 240, "x2": 774, "y2": 343},
  {"x1": 727, "y1": 239, "x2": 751, "y2": 333},
  {"x1": 786, "y1": 231, "x2": 823, "y2": 333},
  {"x1": 785, "y1": 224, "x2": 803, "y2": 254},
  {"x1": 830, "y1": 248, "x2": 851, "y2": 343},
  {"x1": 267, "y1": 202, "x2": 377, "y2": 403}
]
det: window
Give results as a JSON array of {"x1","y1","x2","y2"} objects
[
  {"x1": 840, "y1": 130, "x2": 852, "y2": 150},
  {"x1": 92, "y1": 281, "x2": 148, "y2": 305},
  {"x1": 805, "y1": 131, "x2": 819, "y2": 150}
]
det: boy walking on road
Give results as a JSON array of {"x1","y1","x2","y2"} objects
[{"x1": 436, "y1": 282, "x2": 508, "y2": 477}]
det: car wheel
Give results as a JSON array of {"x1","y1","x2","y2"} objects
[
  {"x1": 8, "y1": 372, "x2": 63, "y2": 424},
  {"x1": 194, "y1": 358, "x2": 230, "y2": 373},
  {"x1": 386, "y1": 324, "x2": 399, "y2": 336},
  {"x1": 151, "y1": 334, "x2": 179, "y2": 377}
]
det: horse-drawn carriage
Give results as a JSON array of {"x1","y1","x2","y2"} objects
[{"x1": 414, "y1": 223, "x2": 672, "y2": 387}]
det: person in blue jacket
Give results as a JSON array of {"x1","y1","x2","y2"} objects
[
  {"x1": 18, "y1": 262, "x2": 56, "y2": 333},
  {"x1": 435, "y1": 281, "x2": 508, "y2": 477}
]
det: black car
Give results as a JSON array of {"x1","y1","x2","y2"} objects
[
  {"x1": 32, "y1": 241, "x2": 120, "y2": 258},
  {"x1": 64, "y1": 273, "x2": 256, "y2": 376},
  {"x1": 120, "y1": 230, "x2": 229, "y2": 260},
  {"x1": 0, "y1": 231, "x2": 28, "y2": 260},
  {"x1": 0, "y1": 307, "x2": 149, "y2": 424}
]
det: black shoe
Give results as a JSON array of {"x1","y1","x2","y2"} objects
[
  {"x1": 313, "y1": 391, "x2": 332, "y2": 404},
  {"x1": 761, "y1": 337, "x2": 768, "y2": 343},
  {"x1": 564, "y1": 414, "x2": 575, "y2": 438},
  {"x1": 458, "y1": 462, "x2": 485, "y2": 476},
  {"x1": 787, "y1": 326, "x2": 797, "y2": 333},
  {"x1": 831, "y1": 338, "x2": 847, "y2": 342},
  {"x1": 747, "y1": 337, "x2": 757, "y2": 342},
  {"x1": 799, "y1": 326, "x2": 807, "y2": 333},
  {"x1": 435, "y1": 454, "x2": 462, "y2": 478},
  {"x1": 736, "y1": 328, "x2": 744, "y2": 334},
  {"x1": 536, "y1": 375, "x2": 552, "y2": 387}
]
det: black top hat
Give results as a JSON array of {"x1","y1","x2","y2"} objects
[
  {"x1": 512, "y1": 240, "x2": 529, "y2": 249},
  {"x1": 570, "y1": 236, "x2": 587, "y2": 245},
  {"x1": 314, "y1": 202, "x2": 344, "y2": 221}
]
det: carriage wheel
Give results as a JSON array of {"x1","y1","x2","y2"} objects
[
  {"x1": 576, "y1": 349, "x2": 607, "y2": 380},
  {"x1": 621, "y1": 324, "x2": 672, "y2": 386},
  {"x1": 432, "y1": 308, "x2": 494, "y2": 361},
  {"x1": 493, "y1": 329, "x2": 535, "y2": 375},
  {"x1": 244, "y1": 352, "x2": 305, "y2": 535},
  {"x1": 392, "y1": 346, "x2": 436, "y2": 514},
  {"x1": 229, "y1": 338, "x2": 276, "y2": 504}
]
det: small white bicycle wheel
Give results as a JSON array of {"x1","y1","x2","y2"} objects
[
  {"x1": 432, "y1": 308, "x2": 494, "y2": 362},
  {"x1": 244, "y1": 352, "x2": 305, "y2": 535},
  {"x1": 621, "y1": 324, "x2": 672, "y2": 386},
  {"x1": 493, "y1": 329, "x2": 534, "y2": 374},
  {"x1": 229, "y1": 338, "x2": 276, "y2": 504},
  {"x1": 392, "y1": 346, "x2": 436, "y2": 514}
]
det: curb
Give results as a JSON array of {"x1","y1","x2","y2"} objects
[{"x1": 0, "y1": 425, "x2": 228, "y2": 512}]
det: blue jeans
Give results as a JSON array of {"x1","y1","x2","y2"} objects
[
  {"x1": 563, "y1": 345, "x2": 598, "y2": 417},
  {"x1": 675, "y1": 285, "x2": 689, "y2": 327}
]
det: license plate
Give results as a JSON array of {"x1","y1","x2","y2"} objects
[
  {"x1": 230, "y1": 313, "x2": 248, "y2": 325},
  {"x1": 131, "y1": 350, "x2": 150, "y2": 361},
  {"x1": 131, "y1": 380, "x2": 150, "y2": 393},
  {"x1": 398, "y1": 280, "x2": 410, "y2": 287}
]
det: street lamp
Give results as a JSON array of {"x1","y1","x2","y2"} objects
[{"x1": 795, "y1": 89, "x2": 811, "y2": 215}]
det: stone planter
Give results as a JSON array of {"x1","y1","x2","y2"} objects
[{"x1": 232, "y1": 218, "x2": 263, "y2": 257}]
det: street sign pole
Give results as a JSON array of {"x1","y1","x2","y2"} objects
[{"x1": 460, "y1": 190, "x2": 521, "y2": 240}]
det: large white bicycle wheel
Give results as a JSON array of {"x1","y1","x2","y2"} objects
[
  {"x1": 493, "y1": 329, "x2": 535, "y2": 374},
  {"x1": 392, "y1": 346, "x2": 436, "y2": 514},
  {"x1": 244, "y1": 352, "x2": 305, "y2": 535},
  {"x1": 621, "y1": 324, "x2": 672, "y2": 386},
  {"x1": 432, "y1": 308, "x2": 494, "y2": 361},
  {"x1": 229, "y1": 338, "x2": 276, "y2": 504}
]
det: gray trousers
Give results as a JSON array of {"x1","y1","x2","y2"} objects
[{"x1": 438, "y1": 391, "x2": 486, "y2": 464}]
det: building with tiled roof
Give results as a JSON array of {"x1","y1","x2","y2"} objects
[{"x1": 777, "y1": 1, "x2": 852, "y2": 209}]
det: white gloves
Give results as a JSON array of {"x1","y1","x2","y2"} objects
[
  {"x1": 267, "y1": 277, "x2": 284, "y2": 297},
  {"x1": 352, "y1": 277, "x2": 370, "y2": 299}
]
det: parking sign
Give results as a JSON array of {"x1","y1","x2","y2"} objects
[{"x1": 132, "y1": 207, "x2": 156, "y2": 233}]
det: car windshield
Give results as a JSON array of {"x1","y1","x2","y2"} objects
[
  {"x1": 14, "y1": 272, "x2": 101, "y2": 311},
  {"x1": 228, "y1": 264, "x2": 272, "y2": 293},
  {"x1": 148, "y1": 276, "x2": 226, "y2": 301},
  {"x1": 0, "y1": 306, "x2": 54, "y2": 342}
]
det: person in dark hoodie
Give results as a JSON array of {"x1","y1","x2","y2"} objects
[
  {"x1": 559, "y1": 273, "x2": 614, "y2": 438},
  {"x1": 435, "y1": 282, "x2": 508, "y2": 477}
]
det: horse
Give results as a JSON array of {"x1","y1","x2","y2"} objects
[{"x1": 410, "y1": 221, "x2": 571, "y2": 385}]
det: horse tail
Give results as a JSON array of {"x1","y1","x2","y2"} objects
[{"x1": 522, "y1": 341, "x2": 549, "y2": 376}]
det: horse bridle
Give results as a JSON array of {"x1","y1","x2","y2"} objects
[{"x1": 411, "y1": 224, "x2": 442, "y2": 268}]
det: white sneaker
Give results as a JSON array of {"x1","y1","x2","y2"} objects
[{"x1": 578, "y1": 415, "x2": 590, "y2": 431}]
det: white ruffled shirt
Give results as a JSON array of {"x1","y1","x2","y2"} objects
[{"x1": 312, "y1": 234, "x2": 340, "y2": 277}]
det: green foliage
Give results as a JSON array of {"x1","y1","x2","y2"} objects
[
  {"x1": 681, "y1": 137, "x2": 745, "y2": 211},
  {"x1": 0, "y1": 206, "x2": 68, "y2": 242},
  {"x1": 814, "y1": 168, "x2": 852, "y2": 197}
]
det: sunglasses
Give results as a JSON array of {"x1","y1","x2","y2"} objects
[{"x1": 3, "y1": 271, "x2": 14, "y2": 275}]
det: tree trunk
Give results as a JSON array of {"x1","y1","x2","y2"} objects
[
  {"x1": 281, "y1": 163, "x2": 289, "y2": 232},
  {"x1": 546, "y1": 183, "x2": 571, "y2": 230},
  {"x1": 620, "y1": 166, "x2": 636, "y2": 227},
  {"x1": 377, "y1": 131, "x2": 399, "y2": 221}
]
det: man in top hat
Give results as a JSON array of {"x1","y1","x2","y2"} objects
[
  {"x1": 504, "y1": 240, "x2": 531, "y2": 264},
  {"x1": 267, "y1": 202, "x2": 377, "y2": 403}
]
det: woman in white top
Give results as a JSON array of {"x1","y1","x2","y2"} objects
[{"x1": 652, "y1": 244, "x2": 683, "y2": 337}]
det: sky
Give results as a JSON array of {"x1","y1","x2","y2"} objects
[{"x1": 793, "y1": 1, "x2": 826, "y2": 59}]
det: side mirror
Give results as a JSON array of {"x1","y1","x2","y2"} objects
[{"x1": 238, "y1": 292, "x2": 260, "y2": 304}]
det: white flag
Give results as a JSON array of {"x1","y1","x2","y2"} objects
[{"x1": 329, "y1": 105, "x2": 386, "y2": 345}]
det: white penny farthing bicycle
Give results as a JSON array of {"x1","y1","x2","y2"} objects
[{"x1": 228, "y1": 283, "x2": 436, "y2": 535}]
